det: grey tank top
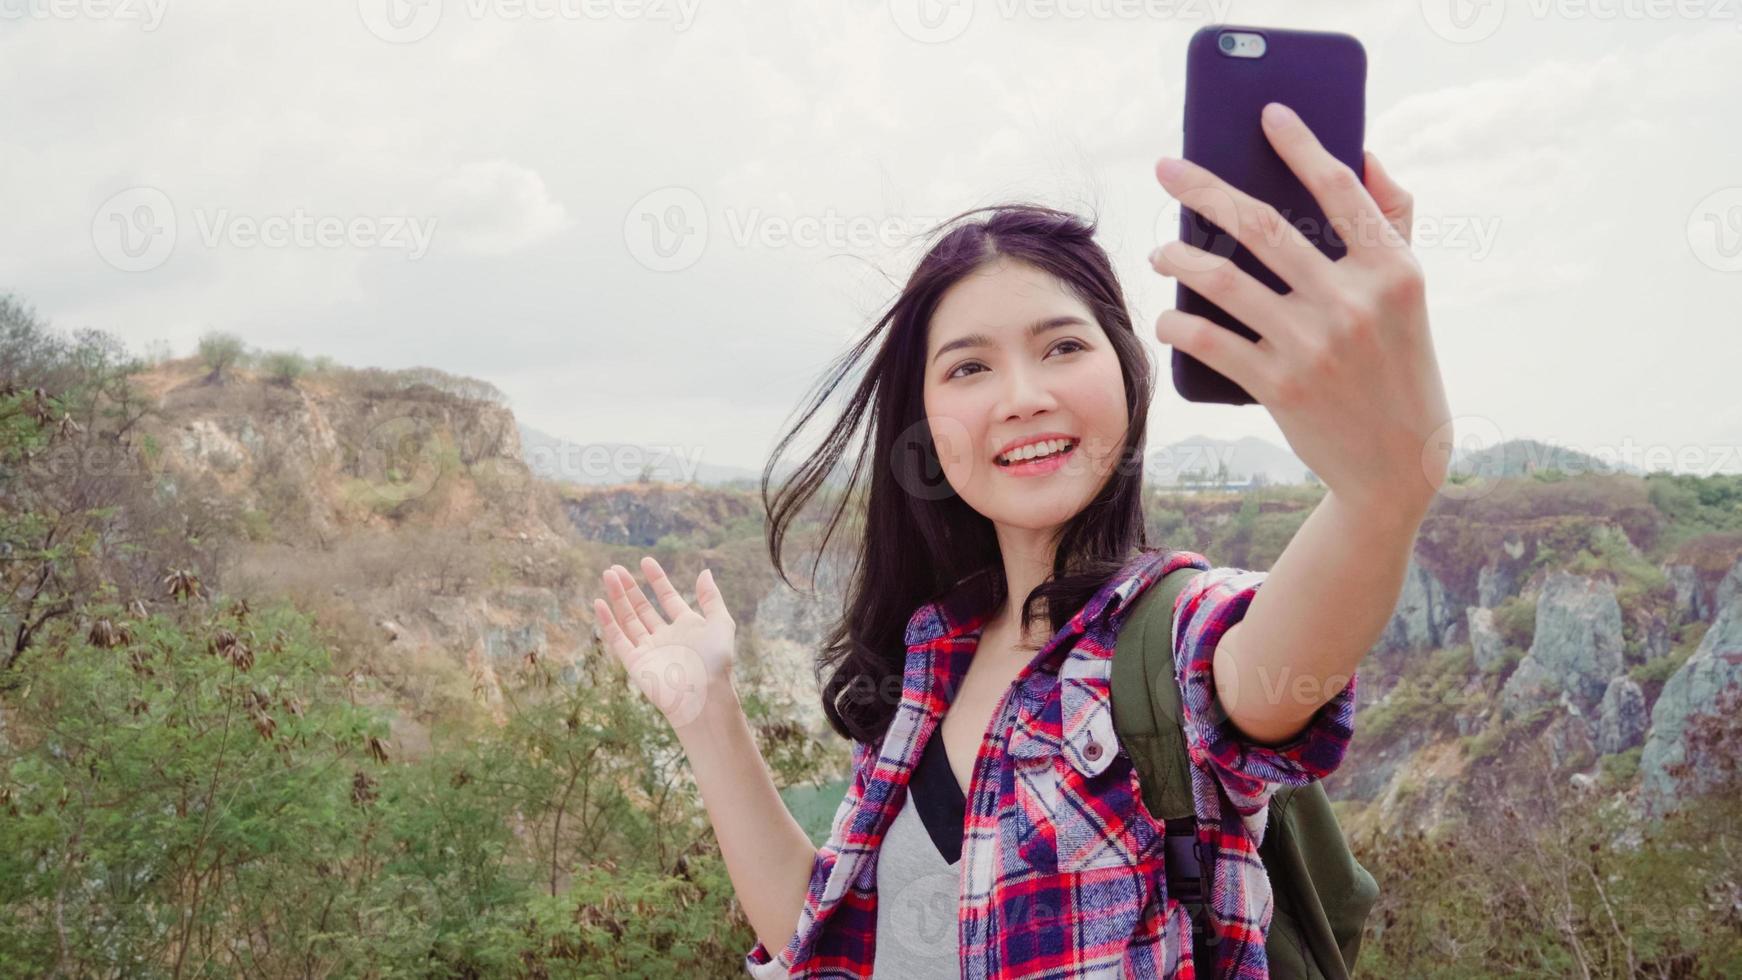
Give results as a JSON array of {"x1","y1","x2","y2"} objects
[{"x1": 872, "y1": 724, "x2": 966, "y2": 976}]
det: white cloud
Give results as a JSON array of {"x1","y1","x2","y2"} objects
[
  {"x1": 426, "y1": 160, "x2": 569, "y2": 256},
  {"x1": 0, "y1": 3, "x2": 1735, "y2": 472}
]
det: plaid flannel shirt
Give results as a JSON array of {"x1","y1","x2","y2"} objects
[{"x1": 745, "y1": 547, "x2": 1358, "y2": 978}]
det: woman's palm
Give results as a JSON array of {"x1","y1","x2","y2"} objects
[{"x1": 592, "y1": 556, "x2": 735, "y2": 728}]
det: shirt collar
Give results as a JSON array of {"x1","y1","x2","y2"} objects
[
  {"x1": 901, "y1": 547, "x2": 1173, "y2": 650},
  {"x1": 901, "y1": 564, "x2": 999, "y2": 648},
  {"x1": 898, "y1": 547, "x2": 1206, "y2": 771}
]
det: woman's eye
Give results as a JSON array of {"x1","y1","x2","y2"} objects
[{"x1": 944, "y1": 340, "x2": 1085, "y2": 381}]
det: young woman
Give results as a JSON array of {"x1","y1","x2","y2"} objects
[{"x1": 592, "y1": 102, "x2": 1451, "y2": 978}]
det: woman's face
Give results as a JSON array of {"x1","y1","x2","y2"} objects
[{"x1": 921, "y1": 257, "x2": 1131, "y2": 535}]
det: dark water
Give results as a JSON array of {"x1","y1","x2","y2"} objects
[{"x1": 779, "y1": 777, "x2": 851, "y2": 846}]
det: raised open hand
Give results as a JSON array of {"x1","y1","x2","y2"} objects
[{"x1": 592, "y1": 556, "x2": 736, "y2": 729}]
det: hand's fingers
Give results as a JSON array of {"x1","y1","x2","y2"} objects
[
  {"x1": 1258, "y1": 102, "x2": 1394, "y2": 261},
  {"x1": 613, "y1": 563, "x2": 669, "y2": 636},
  {"x1": 640, "y1": 556, "x2": 693, "y2": 622},
  {"x1": 1153, "y1": 309, "x2": 1274, "y2": 402},
  {"x1": 1362, "y1": 150, "x2": 1414, "y2": 248},
  {"x1": 694, "y1": 567, "x2": 725, "y2": 620},
  {"x1": 602, "y1": 567, "x2": 651, "y2": 646},
  {"x1": 1152, "y1": 240, "x2": 1299, "y2": 348},
  {"x1": 1156, "y1": 157, "x2": 1336, "y2": 296},
  {"x1": 593, "y1": 597, "x2": 635, "y2": 663}
]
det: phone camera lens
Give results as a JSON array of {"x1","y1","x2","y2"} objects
[{"x1": 1218, "y1": 34, "x2": 1235, "y2": 52}]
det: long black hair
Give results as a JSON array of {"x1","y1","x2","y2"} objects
[{"x1": 760, "y1": 203, "x2": 1156, "y2": 746}]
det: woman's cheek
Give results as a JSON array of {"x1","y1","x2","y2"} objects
[{"x1": 925, "y1": 411, "x2": 984, "y2": 482}]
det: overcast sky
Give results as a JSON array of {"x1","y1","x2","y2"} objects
[{"x1": 4, "y1": 2, "x2": 1738, "y2": 480}]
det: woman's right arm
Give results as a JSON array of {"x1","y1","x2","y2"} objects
[
  {"x1": 673, "y1": 679, "x2": 819, "y2": 955},
  {"x1": 591, "y1": 557, "x2": 819, "y2": 957}
]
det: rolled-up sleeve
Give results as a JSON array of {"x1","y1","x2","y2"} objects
[
  {"x1": 744, "y1": 938, "x2": 795, "y2": 978},
  {"x1": 1172, "y1": 566, "x2": 1357, "y2": 819},
  {"x1": 742, "y1": 738, "x2": 876, "y2": 977}
]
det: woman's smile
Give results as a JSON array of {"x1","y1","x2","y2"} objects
[{"x1": 994, "y1": 440, "x2": 1078, "y2": 476}]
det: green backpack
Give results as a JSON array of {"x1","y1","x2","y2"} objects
[{"x1": 1109, "y1": 565, "x2": 1379, "y2": 979}]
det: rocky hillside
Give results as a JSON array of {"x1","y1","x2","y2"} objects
[
  {"x1": 117, "y1": 357, "x2": 1742, "y2": 843},
  {"x1": 1317, "y1": 476, "x2": 1742, "y2": 842},
  {"x1": 120, "y1": 358, "x2": 861, "y2": 758}
]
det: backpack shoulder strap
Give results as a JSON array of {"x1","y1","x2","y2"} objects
[
  {"x1": 1109, "y1": 563, "x2": 1202, "y2": 821},
  {"x1": 1111, "y1": 559, "x2": 1379, "y2": 980}
]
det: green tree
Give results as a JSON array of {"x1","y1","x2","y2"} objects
[
  {"x1": 258, "y1": 350, "x2": 308, "y2": 387},
  {"x1": 196, "y1": 332, "x2": 246, "y2": 384}
]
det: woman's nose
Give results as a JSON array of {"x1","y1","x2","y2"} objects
[{"x1": 996, "y1": 365, "x2": 1058, "y2": 419}]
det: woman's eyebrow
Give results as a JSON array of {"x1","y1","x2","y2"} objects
[{"x1": 930, "y1": 315, "x2": 1090, "y2": 366}]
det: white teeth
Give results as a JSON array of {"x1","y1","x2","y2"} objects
[{"x1": 997, "y1": 438, "x2": 1075, "y2": 465}]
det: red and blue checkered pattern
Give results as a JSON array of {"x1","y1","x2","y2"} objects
[{"x1": 745, "y1": 547, "x2": 1357, "y2": 978}]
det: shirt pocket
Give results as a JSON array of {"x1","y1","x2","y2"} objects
[{"x1": 1010, "y1": 749, "x2": 1157, "y2": 875}]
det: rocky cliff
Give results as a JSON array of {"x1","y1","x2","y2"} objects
[{"x1": 129, "y1": 359, "x2": 1742, "y2": 835}]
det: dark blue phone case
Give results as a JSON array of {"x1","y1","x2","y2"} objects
[{"x1": 1174, "y1": 24, "x2": 1367, "y2": 405}]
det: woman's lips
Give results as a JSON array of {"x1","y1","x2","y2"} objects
[{"x1": 995, "y1": 442, "x2": 1077, "y2": 476}]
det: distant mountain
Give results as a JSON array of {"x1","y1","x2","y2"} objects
[
  {"x1": 1449, "y1": 438, "x2": 1632, "y2": 478},
  {"x1": 1146, "y1": 434, "x2": 1311, "y2": 486},
  {"x1": 519, "y1": 423, "x2": 776, "y2": 487},
  {"x1": 1143, "y1": 435, "x2": 1635, "y2": 489},
  {"x1": 523, "y1": 425, "x2": 1631, "y2": 492}
]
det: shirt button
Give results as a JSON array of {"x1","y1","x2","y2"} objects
[{"x1": 1083, "y1": 740, "x2": 1103, "y2": 761}]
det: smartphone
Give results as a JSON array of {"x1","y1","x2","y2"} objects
[{"x1": 1172, "y1": 25, "x2": 1367, "y2": 405}]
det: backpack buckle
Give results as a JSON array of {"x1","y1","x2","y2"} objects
[{"x1": 1163, "y1": 818, "x2": 1220, "y2": 948}]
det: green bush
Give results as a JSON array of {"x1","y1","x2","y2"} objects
[
  {"x1": 259, "y1": 349, "x2": 309, "y2": 386},
  {"x1": 1492, "y1": 594, "x2": 1537, "y2": 651},
  {"x1": 1630, "y1": 648, "x2": 1693, "y2": 686},
  {"x1": 1358, "y1": 729, "x2": 1742, "y2": 978},
  {"x1": 1357, "y1": 645, "x2": 1474, "y2": 744},
  {"x1": 197, "y1": 330, "x2": 247, "y2": 381},
  {"x1": 1599, "y1": 746, "x2": 1643, "y2": 786},
  {"x1": 0, "y1": 596, "x2": 805, "y2": 977}
]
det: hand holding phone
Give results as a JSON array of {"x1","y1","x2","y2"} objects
[{"x1": 1149, "y1": 25, "x2": 1454, "y2": 513}]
